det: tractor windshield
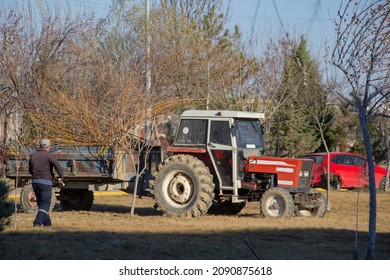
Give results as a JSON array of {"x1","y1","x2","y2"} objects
[{"x1": 235, "y1": 119, "x2": 264, "y2": 151}]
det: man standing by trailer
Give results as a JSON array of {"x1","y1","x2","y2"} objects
[{"x1": 29, "y1": 139, "x2": 64, "y2": 227}]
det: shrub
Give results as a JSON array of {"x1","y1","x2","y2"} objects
[{"x1": 0, "y1": 180, "x2": 13, "y2": 231}]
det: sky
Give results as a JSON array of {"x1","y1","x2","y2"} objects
[
  {"x1": 228, "y1": 0, "x2": 340, "y2": 58},
  {"x1": 1, "y1": 0, "x2": 341, "y2": 63}
]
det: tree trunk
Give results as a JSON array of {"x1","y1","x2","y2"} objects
[
  {"x1": 2, "y1": 112, "x2": 9, "y2": 145},
  {"x1": 326, "y1": 152, "x2": 331, "y2": 211},
  {"x1": 319, "y1": 128, "x2": 331, "y2": 211},
  {"x1": 130, "y1": 172, "x2": 140, "y2": 216},
  {"x1": 359, "y1": 111, "x2": 376, "y2": 260}
]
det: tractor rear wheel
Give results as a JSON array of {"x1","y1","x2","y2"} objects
[
  {"x1": 20, "y1": 183, "x2": 56, "y2": 213},
  {"x1": 260, "y1": 188, "x2": 294, "y2": 218},
  {"x1": 295, "y1": 191, "x2": 326, "y2": 218},
  {"x1": 151, "y1": 154, "x2": 214, "y2": 217}
]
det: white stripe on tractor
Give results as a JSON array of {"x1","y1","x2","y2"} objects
[
  {"x1": 255, "y1": 160, "x2": 295, "y2": 167},
  {"x1": 278, "y1": 180, "x2": 294, "y2": 185},
  {"x1": 276, "y1": 167, "x2": 294, "y2": 173}
]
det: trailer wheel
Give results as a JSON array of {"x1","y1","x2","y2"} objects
[
  {"x1": 20, "y1": 183, "x2": 56, "y2": 214},
  {"x1": 208, "y1": 200, "x2": 246, "y2": 215},
  {"x1": 260, "y1": 188, "x2": 294, "y2": 218},
  {"x1": 59, "y1": 189, "x2": 94, "y2": 211},
  {"x1": 295, "y1": 191, "x2": 326, "y2": 218},
  {"x1": 151, "y1": 154, "x2": 214, "y2": 217}
]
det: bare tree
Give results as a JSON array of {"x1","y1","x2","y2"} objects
[
  {"x1": 0, "y1": 5, "x2": 97, "y2": 144},
  {"x1": 331, "y1": 0, "x2": 390, "y2": 259},
  {"x1": 0, "y1": 3, "x2": 159, "y2": 217},
  {"x1": 0, "y1": 11, "x2": 26, "y2": 145},
  {"x1": 297, "y1": 69, "x2": 334, "y2": 211}
]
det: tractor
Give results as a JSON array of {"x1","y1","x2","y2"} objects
[{"x1": 151, "y1": 110, "x2": 325, "y2": 218}]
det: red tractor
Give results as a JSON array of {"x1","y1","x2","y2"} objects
[{"x1": 151, "y1": 110, "x2": 325, "y2": 218}]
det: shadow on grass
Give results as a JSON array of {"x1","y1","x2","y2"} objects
[
  {"x1": 1, "y1": 227, "x2": 389, "y2": 260},
  {"x1": 49, "y1": 202, "x2": 159, "y2": 216},
  {"x1": 52, "y1": 202, "x2": 261, "y2": 217}
]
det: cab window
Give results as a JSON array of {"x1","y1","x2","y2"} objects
[
  {"x1": 176, "y1": 119, "x2": 207, "y2": 145},
  {"x1": 209, "y1": 121, "x2": 231, "y2": 146}
]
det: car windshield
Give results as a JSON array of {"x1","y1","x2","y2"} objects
[{"x1": 304, "y1": 155, "x2": 325, "y2": 164}]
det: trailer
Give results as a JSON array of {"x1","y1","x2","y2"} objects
[{"x1": 4, "y1": 145, "x2": 161, "y2": 213}]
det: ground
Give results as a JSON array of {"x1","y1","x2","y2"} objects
[{"x1": 0, "y1": 190, "x2": 389, "y2": 260}]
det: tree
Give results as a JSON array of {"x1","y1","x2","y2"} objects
[
  {"x1": 295, "y1": 45, "x2": 335, "y2": 210},
  {"x1": 331, "y1": 0, "x2": 390, "y2": 259},
  {"x1": 0, "y1": 2, "x2": 161, "y2": 218},
  {"x1": 0, "y1": 5, "x2": 97, "y2": 145},
  {"x1": 273, "y1": 38, "x2": 321, "y2": 157}
]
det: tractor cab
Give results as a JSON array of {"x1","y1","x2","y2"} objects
[{"x1": 167, "y1": 110, "x2": 265, "y2": 191}]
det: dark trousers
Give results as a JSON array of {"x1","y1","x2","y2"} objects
[{"x1": 32, "y1": 183, "x2": 53, "y2": 226}]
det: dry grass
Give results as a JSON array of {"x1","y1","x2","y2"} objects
[{"x1": 0, "y1": 190, "x2": 389, "y2": 260}]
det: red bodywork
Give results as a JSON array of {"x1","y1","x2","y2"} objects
[
  {"x1": 304, "y1": 152, "x2": 389, "y2": 189},
  {"x1": 166, "y1": 147, "x2": 313, "y2": 189},
  {"x1": 246, "y1": 156, "x2": 312, "y2": 188}
]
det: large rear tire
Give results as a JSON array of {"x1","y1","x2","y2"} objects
[
  {"x1": 151, "y1": 154, "x2": 214, "y2": 217},
  {"x1": 59, "y1": 189, "x2": 94, "y2": 211},
  {"x1": 20, "y1": 183, "x2": 56, "y2": 214},
  {"x1": 260, "y1": 188, "x2": 294, "y2": 218},
  {"x1": 295, "y1": 191, "x2": 326, "y2": 218}
]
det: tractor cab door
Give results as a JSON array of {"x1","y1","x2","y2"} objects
[{"x1": 207, "y1": 120, "x2": 236, "y2": 190}]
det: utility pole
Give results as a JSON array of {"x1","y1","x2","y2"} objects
[
  {"x1": 145, "y1": 0, "x2": 152, "y2": 140},
  {"x1": 131, "y1": 0, "x2": 152, "y2": 217},
  {"x1": 145, "y1": 0, "x2": 151, "y2": 96}
]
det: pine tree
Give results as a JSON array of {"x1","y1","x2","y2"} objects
[
  {"x1": 274, "y1": 37, "x2": 321, "y2": 157},
  {"x1": 0, "y1": 180, "x2": 13, "y2": 232}
]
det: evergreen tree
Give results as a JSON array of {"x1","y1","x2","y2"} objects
[
  {"x1": 274, "y1": 38, "x2": 321, "y2": 157},
  {"x1": 0, "y1": 180, "x2": 13, "y2": 232}
]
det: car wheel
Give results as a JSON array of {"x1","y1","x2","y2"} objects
[
  {"x1": 379, "y1": 177, "x2": 388, "y2": 191},
  {"x1": 331, "y1": 177, "x2": 342, "y2": 191}
]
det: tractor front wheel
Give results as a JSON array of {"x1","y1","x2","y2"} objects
[
  {"x1": 295, "y1": 191, "x2": 326, "y2": 218},
  {"x1": 260, "y1": 188, "x2": 294, "y2": 218}
]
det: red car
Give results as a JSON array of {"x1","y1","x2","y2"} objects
[{"x1": 304, "y1": 152, "x2": 389, "y2": 190}]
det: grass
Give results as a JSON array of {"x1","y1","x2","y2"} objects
[{"x1": 0, "y1": 190, "x2": 389, "y2": 260}]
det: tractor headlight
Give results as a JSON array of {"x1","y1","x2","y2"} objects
[{"x1": 300, "y1": 171, "x2": 310, "y2": 177}]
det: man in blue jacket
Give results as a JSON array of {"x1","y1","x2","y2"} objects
[{"x1": 29, "y1": 139, "x2": 64, "y2": 227}]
